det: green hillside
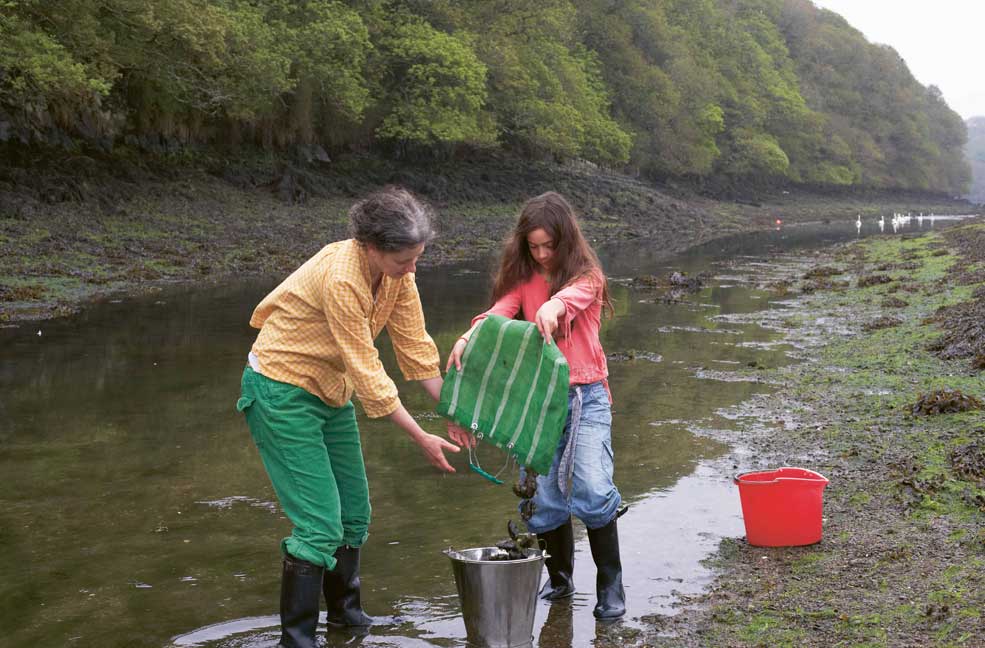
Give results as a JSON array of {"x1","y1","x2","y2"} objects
[{"x1": 0, "y1": 0, "x2": 971, "y2": 194}]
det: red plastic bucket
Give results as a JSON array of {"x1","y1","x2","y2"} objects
[{"x1": 734, "y1": 467, "x2": 829, "y2": 547}]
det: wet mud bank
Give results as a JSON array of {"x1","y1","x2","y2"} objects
[
  {"x1": 642, "y1": 219, "x2": 985, "y2": 647},
  {"x1": 1, "y1": 154, "x2": 978, "y2": 323}
]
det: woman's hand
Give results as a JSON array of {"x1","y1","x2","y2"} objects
[
  {"x1": 413, "y1": 430, "x2": 460, "y2": 472},
  {"x1": 534, "y1": 298, "x2": 565, "y2": 344},
  {"x1": 389, "y1": 404, "x2": 460, "y2": 472},
  {"x1": 446, "y1": 336, "x2": 468, "y2": 372},
  {"x1": 447, "y1": 421, "x2": 476, "y2": 448}
]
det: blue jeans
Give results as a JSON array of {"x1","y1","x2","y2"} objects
[{"x1": 521, "y1": 381, "x2": 621, "y2": 533}]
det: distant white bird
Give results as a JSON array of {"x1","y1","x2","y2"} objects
[
  {"x1": 878, "y1": 215, "x2": 885, "y2": 232},
  {"x1": 37, "y1": 330, "x2": 42, "y2": 336}
]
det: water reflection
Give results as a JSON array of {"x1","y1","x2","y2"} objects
[{"x1": 0, "y1": 219, "x2": 966, "y2": 647}]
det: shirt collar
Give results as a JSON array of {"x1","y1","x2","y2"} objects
[
  {"x1": 351, "y1": 239, "x2": 375, "y2": 288},
  {"x1": 352, "y1": 238, "x2": 393, "y2": 298}
]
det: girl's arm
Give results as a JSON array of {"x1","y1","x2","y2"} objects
[
  {"x1": 445, "y1": 322, "x2": 479, "y2": 372},
  {"x1": 552, "y1": 271, "x2": 603, "y2": 317},
  {"x1": 535, "y1": 272, "x2": 602, "y2": 342},
  {"x1": 469, "y1": 287, "x2": 522, "y2": 327},
  {"x1": 534, "y1": 297, "x2": 566, "y2": 344},
  {"x1": 446, "y1": 286, "x2": 523, "y2": 371}
]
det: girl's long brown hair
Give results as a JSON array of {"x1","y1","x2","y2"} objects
[{"x1": 491, "y1": 192, "x2": 613, "y2": 316}]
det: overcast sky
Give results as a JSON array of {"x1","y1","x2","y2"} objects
[{"x1": 811, "y1": 0, "x2": 985, "y2": 120}]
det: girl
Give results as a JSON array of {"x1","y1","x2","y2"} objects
[
  {"x1": 239, "y1": 187, "x2": 462, "y2": 647},
  {"x1": 447, "y1": 191, "x2": 625, "y2": 620}
]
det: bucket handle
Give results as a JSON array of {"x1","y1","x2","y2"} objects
[
  {"x1": 733, "y1": 469, "x2": 828, "y2": 485},
  {"x1": 442, "y1": 547, "x2": 550, "y2": 562}
]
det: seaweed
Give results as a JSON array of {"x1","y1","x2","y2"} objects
[
  {"x1": 858, "y1": 274, "x2": 893, "y2": 288},
  {"x1": 909, "y1": 389, "x2": 983, "y2": 416},
  {"x1": 863, "y1": 316, "x2": 903, "y2": 331},
  {"x1": 948, "y1": 437, "x2": 985, "y2": 483},
  {"x1": 972, "y1": 353, "x2": 985, "y2": 372},
  {"x1": 491, "y1": 520, "x2": 540, "y2": 560},
  {"x1": 804, "y1": 266, "x2": 842, "y2": 279},
  {"x1": 607, "y1": 349, "x2": 663, "y2": 363},
  {"x1": 881, "y1": 296, "x2": 909, "y2": 309}
]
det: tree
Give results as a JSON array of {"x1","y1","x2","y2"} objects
[{"x1": 371, "y1": 17, "x2": 493, "y2": 148}]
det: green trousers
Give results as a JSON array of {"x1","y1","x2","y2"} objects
[{"x1": 237, "y1": 367, "x2": 371, "y2": 570}]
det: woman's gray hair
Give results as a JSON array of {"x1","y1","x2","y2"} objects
[{"x1": 348, "y1": 186, "x2": 435, "y2": 252}]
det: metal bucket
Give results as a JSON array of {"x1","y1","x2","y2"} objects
[{"x1": 444, "y1": 547, "x2": 545, "y2": 648}]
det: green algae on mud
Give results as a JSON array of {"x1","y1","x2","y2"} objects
[
  {"x1": 0, "y1": 163, "x2": 696, "y2": 322},
  {"x1": 645, "y1": 222, "x2": 985, "y2": 647},
  {"x1": 2, "y1": 153, "x2": 980, "y2": 323}
]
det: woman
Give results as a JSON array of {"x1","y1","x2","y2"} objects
[
  {"x1": 447, "y1": 191, "x2": 626, "y2": 620},
  {"x1": 237, "y1": 187, "x2": 461, "y2": 647}
]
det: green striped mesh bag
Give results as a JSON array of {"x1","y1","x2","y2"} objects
[{"x1": 438, "y1": 314, "x2": 570, "y2": 478}]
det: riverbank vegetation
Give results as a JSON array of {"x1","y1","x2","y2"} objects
[
  {"x1": 649, "y1": 221, "x2": 985, "y2": 646},
  {"x1": 0, "y1": 154, "x2": 974, "y2": 323},
  {"x1": 0, "y1": 0, "x2": 972, "y2": 195},
  {"x1": 4, "y1": 0, "x2": 981, "y2": 322}
]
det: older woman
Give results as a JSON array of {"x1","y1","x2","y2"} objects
[{"x1": 236, "y1": 187, "x2": 461, "y2": 647}]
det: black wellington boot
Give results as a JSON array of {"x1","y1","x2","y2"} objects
[
  {"x1": 536, "y1": 519, "x2": 576, "y2": 600},
  {"x1": 587, "y1": 517, "x2": 625, "y2": 620},
  {"x1": 324, "y1": 545, "x2": 373, "y2": 627},
  {"x1": 278, "y1": 554, "x2": 324, "y2": 648}
]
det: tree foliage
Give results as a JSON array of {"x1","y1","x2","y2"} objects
[
  {"x1": 0, "y1": 0, "x2": 970, "y2": 193},
  {"x1": 372, "y1": 17, "x2": 492, "y2": 147}
]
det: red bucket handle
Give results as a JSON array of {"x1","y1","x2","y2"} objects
[{"x1": 733, "y1": 467, "x2": 828, "y2": 486}]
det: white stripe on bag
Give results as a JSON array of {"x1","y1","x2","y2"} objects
[
  {"x1": 489, "y1": 324, "x2": 536, "y2": 438},
  {"x1": 471, "y1": 320, "x2": 516, "y2": 430},
  {"x1": 526, "y1": 356, "x2": 566, "y2": 466},
  {"x1": 510, "y1": 341, "x2": 547, "y2": 448},
  {"x1": 447, "y1": 318, "x2": 486, "y2": 416}
]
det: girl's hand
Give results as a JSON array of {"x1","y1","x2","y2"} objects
[
  {"x1": 534, "y1": 299, "x2": 565, "y2": 344},
  {"x1": 446, "y1": 336, "x2": 468, "y2": 371},
  {"x1": 447, "y1": 421, "x2": 476, "y2": 448}
]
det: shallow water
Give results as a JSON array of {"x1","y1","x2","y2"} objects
[{"x1": 0, "y1": 217, "x2": 964, "y2": 647}]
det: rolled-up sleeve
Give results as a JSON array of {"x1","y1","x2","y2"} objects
[
  {"x1": 324, "y1": 278, "x2": 401, "y2": 418},
  {"x1": 387, "y1": 275, "x2": 441, "y2": 381},
  {"x1": 552, "y1": 273, "x2": 601, "y2": 323}
]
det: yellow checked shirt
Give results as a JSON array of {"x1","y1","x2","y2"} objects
[{"x1": 249, "y1": 239, "x2": 440, "y2": 418}]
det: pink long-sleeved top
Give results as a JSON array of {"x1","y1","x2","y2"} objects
[{"x1": 471, "y1": 271, "x2": 610, "y2": 397}]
